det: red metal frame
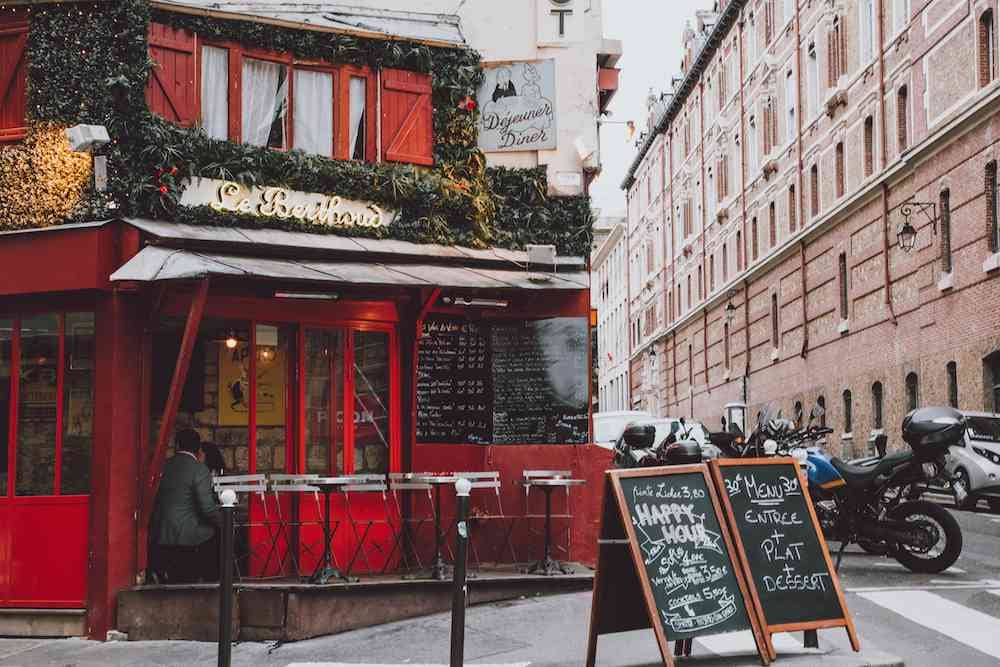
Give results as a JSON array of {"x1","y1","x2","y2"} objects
[{"x1": 54, "y1": 314, "x2": 65, "y2": 495}]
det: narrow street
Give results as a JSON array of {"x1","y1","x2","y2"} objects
[{"x1": 0, "y1": 503, "x2": 995, "y2": 667}]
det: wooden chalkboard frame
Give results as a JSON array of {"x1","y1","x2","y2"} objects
[
  {"x1": 586, "y1": 465, "x2": 771, "y2": 667},
  {"x1": 709, "y1": 458, "x2": 860, "y2": 660}
]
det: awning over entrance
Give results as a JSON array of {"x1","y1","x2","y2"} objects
[{"x1": 110, "y1": 246, "x2": 589, "y2": 290}]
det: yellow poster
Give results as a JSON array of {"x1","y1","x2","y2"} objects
[{"x1": 219, "y1": 340, "x2": 286, "y2": 426}]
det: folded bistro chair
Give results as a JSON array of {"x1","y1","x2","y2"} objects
[
  {"x1": 266, "y1": 473, "x2": 323, "y2": 579},
  {"x1": 522, "y1": 469, "x2": 575, "y2": 563},
  {"x1": 211, "y1": 474, "x2": 268, "y2": 580},
  {"x1": 385, "y1": 473, "x2": 436, "y2": 574},
  {"x1": 453, "y1": 471, "x2": 518, "y2": 568},
  {"x1": 339, "y1": 473, "x2": 392, "y2": 576}
]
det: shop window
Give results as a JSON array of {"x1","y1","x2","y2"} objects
[
  {"x1": 5, "y1": 313, "x2": 95, "y2": 497},
  {"x1": 253, "y1": 323, "x2": 292, "y2": 474},
  {"x1": 0, "y1": 15, "x2": 28, "y2": 142},
  {"x1": 353, "y1": 331, "x2": 390, "y2": 474},
  {"x1": 947, "y1": 361, "x2": 958, "y2": 408},
  {"x1": 0, "y1": 319, "x2": 10, "y2": 495},
  {"x1": 842, "y1": 390, "x2": 853, "y2": 433},
  {"x1": 872, "y1": 381, "x2": 884, "y2": 429},
  {"x1": 905, "y1": 372, "x2": 919, "y2": 411},
  {"x1": 304, "y1": 329, "x2": 344, "y2": 474}
]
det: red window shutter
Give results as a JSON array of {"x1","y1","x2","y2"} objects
[
  {"x1": 0, "y1": 19, "x2": 28, "y2": 142},
  {"x1": 145, "y1": 22, "x2": 198, "y2": 126},
  {"x1": 380, "y1": 68, "x2": 433, "y2": 166}
]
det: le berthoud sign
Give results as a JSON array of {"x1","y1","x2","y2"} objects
[{"x1": 476, "y1": 60, "x2": 557, "y2": 152}]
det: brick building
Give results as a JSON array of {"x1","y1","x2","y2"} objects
[{"x1": 622, "y1": 0, "x2": 1000, "y2": 457}]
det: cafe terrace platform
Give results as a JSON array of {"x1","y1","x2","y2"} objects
[{"x1": 117, "y1": 564, "x2": 593, "y2": 642}]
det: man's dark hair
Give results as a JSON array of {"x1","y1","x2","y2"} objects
[{"x1": 175, "y1": 428, "x2": 202, "y2": 454}]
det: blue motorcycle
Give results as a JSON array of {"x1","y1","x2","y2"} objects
[{"x1": 747, "y1": 404, "x2": 964, "y2": 574}]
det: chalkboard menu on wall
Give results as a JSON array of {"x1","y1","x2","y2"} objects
[
  {"x1": 415, "y1": 316, "x2": 589, "y2": 445},
  {"x1": 415, "y1": 318, "x2": 492, "y2": 444},
  {"x1": 712, "y1": 460, "x2": 855, "y2": 636},
  {"x1": 615, "y1": 471, "x2": 754, "y2": 640},
  {"x1": 492, "y1": 318, "x2": 589, "y2": 444}
]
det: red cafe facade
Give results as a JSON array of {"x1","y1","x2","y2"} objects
[
  {"x1": 0, "y1": 212, "x2": 608, "y2": 638},
  {"x1": 0, "y1": 7, "x2": 611, "y2": 639}
]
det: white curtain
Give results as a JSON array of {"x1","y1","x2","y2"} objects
[
  {"x1": 349, "y1": 76, "x2": 366, "y2": 159},
  {"x1": 200, "y1": 46, "x2": 229, "y2": 140},
  {"x1": 293, "y1": 70, "x2": 333, "y2": 156},
  {"x1": 242, "y1": 58, "x2": 286, "y2": 147}
]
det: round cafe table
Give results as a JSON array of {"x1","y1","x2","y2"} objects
[
  {"x1": 413, "y1": 474, "x2": 459, "y2": 581},
  {"x1": 309, "y1": 477, "x2": 356, "y2": 584},
  {"x1": 521, "y1": 477, "x2": 585, "y2": 576}
]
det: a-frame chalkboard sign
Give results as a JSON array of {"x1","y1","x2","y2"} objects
[
  {"x1": 586, "y1": 465, "x2": 770, "y2": 667},
  {"x1": 709, "y1": 458, "x2": 860, "y2": 660}
]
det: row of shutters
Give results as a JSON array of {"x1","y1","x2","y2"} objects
[
  {"x1": 0, "y1": 19, "x2": 433, "y2": 166},
  {"x1": 145, "y1": 22, "x2": 434, "y2": 165}
]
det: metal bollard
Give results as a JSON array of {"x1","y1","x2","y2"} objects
[
  {"x1": 450, "y1": 477, "x2": 472, "y2": 667},
  {"x1": 218, "y1": 489, "x2": 237, "y2": 667}
]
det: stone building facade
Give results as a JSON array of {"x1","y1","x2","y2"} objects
[
  {"x1": 592, "y1": 216, "x2": 631, "y2": 411},
  {"x1": 623, "y1": 0, "x2": 1000, "y2": 456}
]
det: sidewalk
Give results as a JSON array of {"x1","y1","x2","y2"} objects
[{"x1": 0, "y1": 592, "x2": 902, "y2": 666}]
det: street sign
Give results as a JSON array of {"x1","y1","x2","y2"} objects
[
  {"x1": 586, "y1": 465, "x2": 769, "y2": 666},
  {"x1": 710, "y1": 458, "x2": 860, "y2": 659}
]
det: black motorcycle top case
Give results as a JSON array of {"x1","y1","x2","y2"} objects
[{"x1": 901, "y1": 406, "x2": 965, "y2": 453}]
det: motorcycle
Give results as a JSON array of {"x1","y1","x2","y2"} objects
[
  {"x1": 613, "y1": 418, "x2": 704, "y2": 469},
  {"x1": 794, "y1": 405, "x2": 965, "y2": 573}
]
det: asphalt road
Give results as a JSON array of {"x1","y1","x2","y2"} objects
[
  {"x1": 831, "y1": 498, "x2": 1000, "y2": 667},
  {"x1": 0, "y1": 501, "x2": 996, "y2": 666}
]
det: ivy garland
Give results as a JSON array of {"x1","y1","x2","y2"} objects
[{"x1": 3, "y1": 1, "x2": 592, "y2": 257}]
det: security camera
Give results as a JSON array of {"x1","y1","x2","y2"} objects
[{"x1": 65, "y1": 124, "x2": 110, "y2": 153}]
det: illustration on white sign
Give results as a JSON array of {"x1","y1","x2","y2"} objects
[{"x1": 477, "y1": 60, "x2": 557, "y2": 152}]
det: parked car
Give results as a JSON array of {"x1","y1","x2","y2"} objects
[
  {"x1": 592, "y1": 410, "x2": 652, "y2": 450},
  {"x1": 947, "y1": 411, "x2": 1000, "y2": 512}
]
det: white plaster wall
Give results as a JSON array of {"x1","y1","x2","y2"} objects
[{"x1": 352, "y1": 0, "x2": 612, "y2": 195}]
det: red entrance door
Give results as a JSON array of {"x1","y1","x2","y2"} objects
[{"x1": 0, "y1": 313, "x2": 93, "y2": 608}]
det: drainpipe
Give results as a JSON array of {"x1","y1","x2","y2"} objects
[
  {"x1": 795, "y1": 0, "x2": 806, "y2": 232},
  {"x1": 668, "y1": 130, "x2": 677, "y2": 411},
  {"x1": 739, "y1": 13, "x2": 749, "y2": 272},
  {"x1": 743, "y1": 277, "x2": 751, "y2": 401},
  {"x1": 626, "y1": 191, "x2": 634, "y2": 401},
  {"x1": 876, "y1": 0, "x2": 898, "y2": 325},
  {"x1": 799, "y1": 240, "x2": 809, "y2": 357},
  {"x1": 703, "y1": 307, "x2": 710, "y2": 391}
]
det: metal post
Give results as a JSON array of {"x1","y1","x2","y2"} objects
[
  {"x1": 218, "y1": 489, "x2": 237, "y2": 667},
  {"x1": 450, "y1": 478, "x2": 472, "y2": 667}
]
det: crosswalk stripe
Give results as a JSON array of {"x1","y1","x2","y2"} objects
[
  {"x1": 696, "y1": 630, "x2": 822, "y2": 656},
  {"x1": 858, "y1": 590, "x2": 1000, "y2": 659},
  {"x1": 869, "y1": 561, "x2": 965, "y2": 574}
]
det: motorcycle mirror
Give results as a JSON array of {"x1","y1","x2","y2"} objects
[
  {"x1": 875, "y1": 433, "x2": 887, "y2": 458},
  {"x1": 679, "y1": 417, "x2": 686, "y2": 425}
]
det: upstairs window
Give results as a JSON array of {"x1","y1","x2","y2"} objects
[
  {"x1": 905, "y1": 372, "x2": 920, "y2": 411},
  {"x1": 0, "y1": 14, "x2": 29, "y2": 142},
  {"x1": 769, "y1": 201, "x2": 777, "y2": 248},
  {"x1": 771, "y1": 293, "x2": 780, "y2": 349},
  {"x1": 828, "y1": 17, "x2": 847, "y2": 86},
  {"x1": 864, "y1": 115, "x2": 875, "y2": 177},
  {"x1": 988, "y1": 161, "x2": 1000, "y2": 253},
  {"x1": 893, "y1": 0, "x2": 910, "y2": 35},
  {"x1": 860, "y1": 0, "x2": 876, "y2": 63},
  {"x1": 752, "y1": 217, "x2": 760, "y2": 260},
  {"x1": 710, "y1": 254, "x2": 716, "y2": 292},
  {"x1": 788, "y1": 185, "x2": 797, "y2": 233},
  {"x1": 897, "y1": 85, "x2": 909, "y2": 153},
  {"x1": 810, "y1": 163, "x2": 820, "y2": 217},
  {"x1": 807, "y1": 42, "x2": 820, "y2": 117},
  {"x1": 722, "y1": 242, "x2": 729, "y2": 282},
  {"x1": 947, "y1": 361, "x2": 959, "y2": 408},
  {"x1": 835, "y1": 141, "x2": 845, "y2": 198},
  {"x1": 723, "y1": 322, "x2": 731, "y2": 370},
  {"x1": 785, "y1": 69, "x2": 796, "y2": 143},
  {"x1": 843, "y1": 390, "x2": 853, "y2": 433},
  {"x1": 144, "y1": 23, "x2": 430, "y2": 164},
  {"x1": 980, "y1": 10, "x2": 996, "y2": 87},
  {"x1": 736, "y1": 230, "x2": 743, "y2": 271},
  {"x1": 872, "y1": 381, "x2": 884, "y2": 429},
  {"x1": 940, "y1": 189, "x2": 952, "y2": 273},
  {"x1": 838, "y1": 252, "x2": 849, "y2": 319}
]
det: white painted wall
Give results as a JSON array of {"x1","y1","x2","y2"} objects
[{"x1": 354, "y1": 0, "x2": 618, "y2": 196}]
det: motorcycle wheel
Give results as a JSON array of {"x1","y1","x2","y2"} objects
[{"x1": 888, "y1": 500, "x2": 962, "y2": 574}]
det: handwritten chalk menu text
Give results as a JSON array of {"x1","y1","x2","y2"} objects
[
  {"x1": 491, "y1": 318, "x2": 589, "y2": 444},
  {"x1": 616, "y1": 472, "x2": 753, "y2": 640},
  {"x1": 717, "y1": 462, "x2": 845, "y2": 626},
  {"x1": 415, "y1": 317, "x2": 589, "y2": 444},
  {"x1": 416, "y1": 318, "x2": 492, "y2": 444}
]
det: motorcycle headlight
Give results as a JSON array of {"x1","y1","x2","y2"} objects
[
  {"x1": 763, "y1": 439, "x2": 778, "y2": 455},
  {"x1": 790, "y1": 448, "x2": 808, "y2": 464},
  {"x1": 921, "y1": 462, "x2": 940, "y2": 479}
]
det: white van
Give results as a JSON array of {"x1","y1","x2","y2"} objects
[{"x1": 593, "y1": 410, "x2": 653, "y2": 449}]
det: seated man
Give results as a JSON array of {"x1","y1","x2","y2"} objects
[{"x1": 152, "y1": 428, "x2": 221, "y2": 583}]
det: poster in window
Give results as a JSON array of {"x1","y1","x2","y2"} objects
[
  {"x1": 219, "y1": 341, "x2": 287, "y2": 426},
  {"x1": 477, "y1": 60, "x2": 557, "y2": 152}
]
